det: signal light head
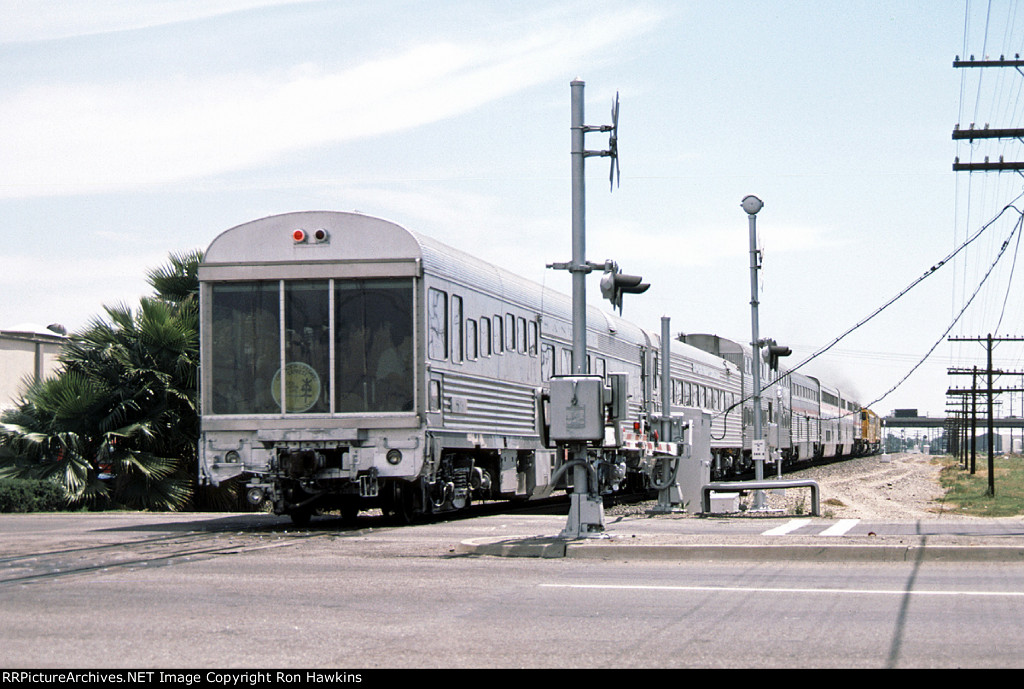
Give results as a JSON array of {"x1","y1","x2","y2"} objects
[{"x1": 599, "y1": 263, "x2": 650, "y2": 314}]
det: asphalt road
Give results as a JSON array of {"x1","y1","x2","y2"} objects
[{"x1": 2, "y1": 511, "x2": 1024, "y2": 669}]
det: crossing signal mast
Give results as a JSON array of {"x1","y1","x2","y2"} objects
[{"x1": 546, "y1": 80, "x2": 650, "y2": 538}]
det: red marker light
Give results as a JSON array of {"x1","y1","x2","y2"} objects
[{"x1": 292, "y1": 229, "x2": 307, "y2": 243}]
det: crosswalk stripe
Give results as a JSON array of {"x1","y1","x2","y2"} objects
[
  {"x1": 761, "y1": 519, "x2": 812, "y2": 536},
  {"x1": 818, "y1": 519, "x2": 860, "y2": 536}
]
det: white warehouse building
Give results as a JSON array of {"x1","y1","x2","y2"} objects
[{"x1": 0, "y1": 324, "x2": 67, "y2": 412}]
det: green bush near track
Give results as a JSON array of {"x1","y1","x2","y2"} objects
[{"x1": 0, "y1": 478, "x2": 68, "y2": 513}]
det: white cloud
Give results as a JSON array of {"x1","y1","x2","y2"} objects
[
  {"x1": 0, "y1": 6, "x2": 661, "y2": 199},
  {"x1": 0, "y1": 0, "x2": 317, "y2": 43}
]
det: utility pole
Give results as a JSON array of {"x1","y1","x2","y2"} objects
[
  {"x1": 952, "y1": 55, "x2": 1024, "y2": 172},
  {"x1": 948, "y1": 335, "x2": 1024, "y2": 495}
]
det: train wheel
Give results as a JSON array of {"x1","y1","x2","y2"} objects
[
  {"x1": 339, "y1": 503, "x2": 359, "y2": 525},
  {"x1": 290, "y1": 508, "x2": 313, "y2": 526},
  {"x1": 383, "y1": 480, "x2": 417, "y2": 525}
]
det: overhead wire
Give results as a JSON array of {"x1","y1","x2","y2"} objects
[
  {"x1": 710, "y1": 3, "x2": 1024, "y2": 433},
  {"x1": 776, "y1": 192, "x2": 1024, "y2": 386},
  {"x1": 995, "y1": 213, "x2": 1024, "y2": 332},
  {"x1": 953, "y1": 0, "x2": 1024, "y2": 373},
  {"x1": 709, "y1": 194, "x2": 1024, "y2": 433},
  {"x1": 862, "y1": 207, "x2": 1024, "y2": 411}
]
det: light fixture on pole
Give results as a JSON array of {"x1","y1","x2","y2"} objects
[{"x1": 742, "y1": 195, "x2": 768, "y2": 510}]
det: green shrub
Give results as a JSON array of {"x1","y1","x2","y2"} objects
[{"x1": 0, "y1": 478, "x2": 68, "y2": 512}]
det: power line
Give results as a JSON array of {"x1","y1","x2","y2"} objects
[
  {"x1": 864, "y1": 214, "x2": 1023, "y2": 410},
  {"x1": 777, "y1": 193, "x2": 1024, "y2": 386}
]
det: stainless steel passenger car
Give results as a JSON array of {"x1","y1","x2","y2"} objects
[
  {"x1": 197, "y1": 211, "x2": 741, "y2": 522},
  {"x1": 681, "y1": 333, "x2": 873, "y2": 474},
  {"x1": 198, "y1": 212, "x2": 876, "y2": 520}
]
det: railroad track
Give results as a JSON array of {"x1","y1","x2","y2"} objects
[
  {"x1": 0, "y1": 493, "x2": 636, "y2": 585},
  {"x1": 0, "y1": 529, "x2": 320, "y2": 587}
]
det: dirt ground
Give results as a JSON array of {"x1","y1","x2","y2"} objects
[
  {"x1": 742, "y1": 451, "x2": 970, "y2": 520},
  {"x1": 611, "y1": 452, "x2": 990, "y2": 520}
]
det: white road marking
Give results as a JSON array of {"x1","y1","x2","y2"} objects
[
  {"x1": 540, "y1": 583, "x2": 1024, "y2": 598},
  {"x1": 818, "y1": 519, "x2": 860, "y2": 536},
  {"x1": 761, "y1": 519, "x2": 812, "y2": 536}
]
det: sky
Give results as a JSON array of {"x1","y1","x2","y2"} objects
[{"x1": 3, "y1": 0, "x2": 1024, "y2": 424}]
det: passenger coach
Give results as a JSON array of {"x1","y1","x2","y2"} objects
[
  {"x1": 197, "y1": 211, "x2": 871, "y2": 523},
  {"x1": 198, "y1": 211, "x2": 741, "y2": 523}
]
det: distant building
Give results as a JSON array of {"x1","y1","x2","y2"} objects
[{"x1": 0, "y1": 323, "x2": 67, "y2": 412}]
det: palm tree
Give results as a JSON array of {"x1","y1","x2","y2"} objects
[{"x1": 0, "y1": 250, "x2": 203, "y2": 510}]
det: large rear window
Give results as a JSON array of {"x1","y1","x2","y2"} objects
[{"x1": 208, "y1": 279, "x2": 414, "y2": 414}]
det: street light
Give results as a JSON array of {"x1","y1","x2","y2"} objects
[
  {"x1": 743, "y1": 195, "x2": 768, "y2": 510},
  {"x1": 741, "y1": 195, "x2": 764, "y2": 215}
]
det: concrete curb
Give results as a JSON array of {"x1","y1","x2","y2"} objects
[
  {"x1": 458, "y1": 537, "x2": 1024, "y2": 562},
  {"x1": 457, "y1": 537, "x2": 567, "y2": 558}
]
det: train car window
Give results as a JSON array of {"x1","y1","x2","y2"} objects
[
  {"x1": 284, "y1": 281, "x2": 330, "y2": 414},
  {"x1": 493, "y1": 315, "x2": 503, "y2": 353},
  {"x1": 427, "y1": 288, "x2": 448, "y2": 361},
  {"x1": 505, "y1": 313, "x2": 516, "y2": 352},
  {"x1": 335, "y1": 279, "x2": 414, "y2": 413},
  {"x1": 428, "y1": 379, "x2": 441, "y2": 412},
  {"x1": 560, "y1": 347, "x2": 572, "y2": 375},
  {"x1": 209, "y1": 281, "x2": 281, "y2": 414},
  {"x1": 480, "y1": 317, "x2": 491, "y2": 356},
  {"x1": 541, "y1": 344, "x2": 554, "y2": 380},
  {"x1": 518, "y1": 316, "x2": 527, "y2": 353},
  {"x1": 586, "y1": 354, "x2": 593, "y2": 374},
  {"x1": 452, "y1": 295, "x2": 464, "y2": 364},
  {"x1": 528, "y1": 321, "x2": 538, "y2": 356},
  {"x1": 466, "y1": 318, "x2": 478, "y2": 360}
]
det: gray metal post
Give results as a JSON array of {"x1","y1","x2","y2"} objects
[
  {"x1": 560, "y1": 79, "x2": 604, "y2": 538},
  {"x1": 742, "y1": 196, "x2": 766, "y2": 510},
  {"x1": 648, "y1": 315, "x2": 685, "y2": 513},
  {"x1": 661, "y1": 316, "x2": 672, "y2": 442},
  {"x1": 570, "y1": 79, "x2": 587, "y2": 376}
]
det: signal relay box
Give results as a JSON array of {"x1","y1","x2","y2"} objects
[{"x1": 548, "y1": 375, "x2": 607, "y2": 442}]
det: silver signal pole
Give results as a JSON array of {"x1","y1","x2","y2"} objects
[
  {"x1": 570, "y1": 79, "x2": 588, "y2": 377},
  {"x1": 562, "y1": 79, "x2": 604, "y2": 538},
  {"x1": 742, "y1": 195, "x2": 767, "y2": 511},
  {"x1": 548, "y1": 80, "x2": 622, "y2": 538}
]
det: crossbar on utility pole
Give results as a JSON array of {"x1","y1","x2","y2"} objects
[
  {"x1": 952, "y1": 127, "x2": 1024, "y2": 140},
  {"x1": 951, "y1": 57, "x2": 1024, "y2": 173}
]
